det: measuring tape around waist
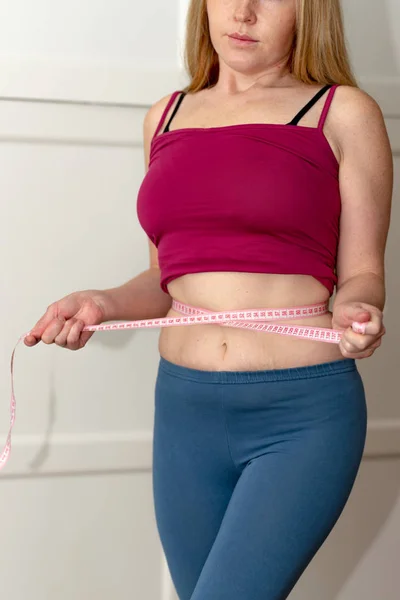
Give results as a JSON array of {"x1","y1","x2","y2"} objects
[{"x1": 1, "y1": 299, "x2": 367, "y2": 471}]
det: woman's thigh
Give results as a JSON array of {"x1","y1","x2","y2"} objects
[
  {"x1": 153, "y1": 356, "x2": 367, "y2": 600},
  {"x1": 152, "y1": 359, "x2": 241, "y2": 600}
]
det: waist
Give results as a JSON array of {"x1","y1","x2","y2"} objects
[
  {"x1": 159, "y1": 298, "x2": 346, "y2": 371},
  {"x1": 159, "y1": 278, "x2": 363, "y2": 368},
  {"x1": 169, "y1": 298, "x2": 339, "y2": 342}
]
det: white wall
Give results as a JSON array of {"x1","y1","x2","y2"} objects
[
  {"x1": 0, "y1": 1, "x2": 399, "y2": 599},
  {"x1": 0, "y1": 0, "x2": 184, "y2": 104},
  {"x1": 0, "y1": 0, "x2": 177, "y2": 65}
]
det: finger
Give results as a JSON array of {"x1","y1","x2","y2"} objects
[
  {"x1": 28, "y1": 305, "x2": 60, "y2": 341},
  {"x1": 54, "y1": 318, "x2": 77, "y2": 348},
  {"x1": 340, "y1": 335, "x2": 382, "y2": 358},
  {"x1": 24, "y1": 307, "x2": 57, "y2": 346},
  {"x1": 24, "y1": 334, "x2": 40, "y2": 346},
  {"x1": 353, "y1": 311, "x2": 383, "y2": 336},
  {"x1": 341, "y1": 330, "x2": 378, "y2": 353},
  {"x1": 343, "y1": 321, "x2": 386, "y2": 350},
  {"x1": 41, "y1": 316, "x2": 67, "y2": 345},
  {"x1": 356, "y1": 348, "x2": 375, "y2": 359},
  {"x1": 363, "y1": 338, "x2": 382, "y2": 352},
  {"x1": 372, "y1": 337, "x2": 382, "y2": 349},
  {"x1": 80, "y1": 330, "x2": 95, "y2": 348},
  {"x1": 65, "y1": 320, "x2": 86, "y2": 351},
  {"x1": 340, "y1": 345, "x2": 375, "y2": 359}
]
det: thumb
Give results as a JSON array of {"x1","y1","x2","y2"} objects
[
  {"x1": 335, "y1": 303, "x2": 371, "y2": 328},
  {"x1": 353, "y1": 309, "x2": 371, "y2": 322}
]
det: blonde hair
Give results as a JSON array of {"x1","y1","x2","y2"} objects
[{"x1": 182, "y1": 0, "x2": 358, "y2": 93}]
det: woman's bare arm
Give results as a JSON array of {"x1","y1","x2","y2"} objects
[{"x1": 332, "y1": 86, "x2": 393, "y2": 312}]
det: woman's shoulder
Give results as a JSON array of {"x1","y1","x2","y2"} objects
[
  {"x1": 328, "y1": 85, "x2": 386, "y2": 161},
  {"x1": 143, "y1": 90, "x2": 183, "y2": 140},
  {"x1": 332, "y1": 85, "x2": 384, "y2": 128},
  {"x1": 144, "y1": 90, "x2": 182, "y2": 119}
]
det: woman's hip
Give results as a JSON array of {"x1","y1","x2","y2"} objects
[{"x1": 154, "y1": 355, "x2": 367, "y2": 472}]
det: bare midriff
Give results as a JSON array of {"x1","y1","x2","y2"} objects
[{"x1": 158, "y1": 271, "x2": 345, "y2": 371}]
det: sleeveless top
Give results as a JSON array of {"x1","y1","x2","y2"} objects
[{"x1": 136, "y1": 84, "x2": 341, "y2": 296}]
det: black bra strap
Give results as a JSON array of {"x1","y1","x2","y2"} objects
[
  {"x1": 163, "y1": 92, "x2": 186, "y2": 132},
  {"x1": 287, "y1": 84, "x2": 332, "y2": 126},
  {"x1": 162, "y1": 86, "x2": 332, "y2": 131}
]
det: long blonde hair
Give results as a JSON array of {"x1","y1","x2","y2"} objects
[{"x1": 182, "y1": 0, "x2": 358, "y2": 93}]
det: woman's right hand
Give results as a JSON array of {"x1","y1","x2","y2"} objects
[{"x1": 24, "y1": 290, "x2": 109, "y2": 351}]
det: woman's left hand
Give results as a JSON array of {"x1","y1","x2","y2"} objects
[{"x1": 332, "y1": 301, "x2": 386, "y2": 359}]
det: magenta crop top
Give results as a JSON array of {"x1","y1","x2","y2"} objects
[{"x1": 136, "y1": 84, "x2": 341, "y2": 296}]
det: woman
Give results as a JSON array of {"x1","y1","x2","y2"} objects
[{"x1": 25, "y1": 0, "x2": 393, "y2": 598}]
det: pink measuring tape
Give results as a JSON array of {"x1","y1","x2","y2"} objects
[{"x1": 1, "y1": 299, "x2": 367, "y2": 471}]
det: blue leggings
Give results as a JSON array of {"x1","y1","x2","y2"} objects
[{"x1": 152, "y1": 356, "x2": 367, "y2": 600}]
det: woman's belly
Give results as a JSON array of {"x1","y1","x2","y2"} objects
[{"x1": 158, "y1": 271, "x2": 345, "y2": 371}]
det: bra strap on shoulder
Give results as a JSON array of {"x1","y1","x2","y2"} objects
[
  {"x1": 288, "y1": 84, "x2": 332, "y2": 126},
  {"x1": 318, "y1": 84, "x2": 340, "y2": 130},
  {"x1": 163, "y1": 92, "x2": 186, "y2": 133},
  {"x1": 152, "y1": 90, "x2": 183, "y2": 139}
]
